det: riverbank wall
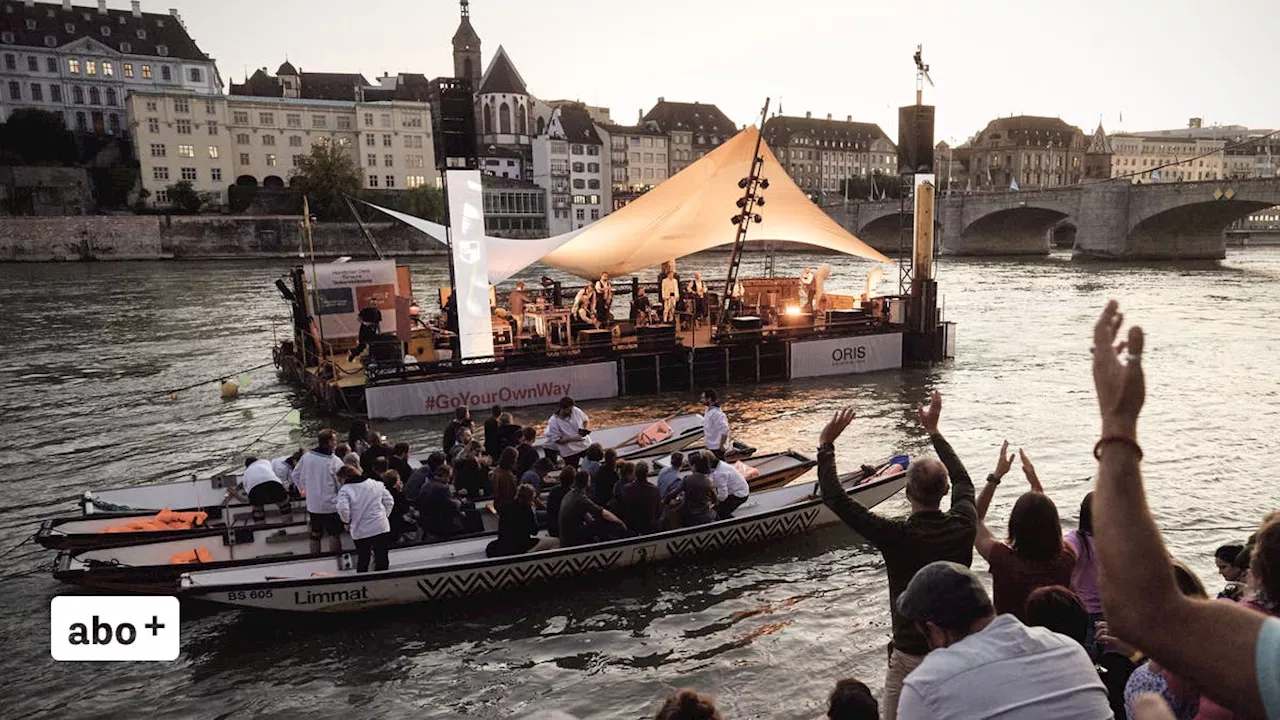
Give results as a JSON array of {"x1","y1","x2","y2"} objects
[{"x1": 0, "y1": 216, "x2": 449, "y2": 261}]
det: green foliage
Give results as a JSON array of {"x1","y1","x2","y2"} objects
[
  {"x1": 0, "y1": 108, "x2": 79, "y2": 165},
  {"x1": 401, "y1": 184, "x2": 446, "y2": 223},
  {"x1": 289, "y1": 141, "x2": 362, "y2": 220},
  {"x1": 165, "y1": 180, "x2": 204, "y2": 214},
  {"x1": 91, "y1": 165, "x2": 138, "y2": 209}
]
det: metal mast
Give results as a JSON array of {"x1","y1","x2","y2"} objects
[{"x1": 717, "y1": 98, "x2": 771, "y2": 337}]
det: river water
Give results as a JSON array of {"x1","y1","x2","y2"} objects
[{"x1": 1, "y1": 248, "x2": 1278, "y2": 719}]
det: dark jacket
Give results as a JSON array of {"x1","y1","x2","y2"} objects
[
  {"x1": 817, "y1": 434, "x2": 978, "y2": 656},
  {"x1": 615, "y1": 480, "x2": 661, "y2": 535},
  {"x1": 360, "y1": 443, "x2": 394, "y2": 480}
]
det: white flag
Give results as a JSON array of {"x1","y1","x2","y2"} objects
[{"x1": 1010, "y1": 177, "x2": 1020, "y2": 192}]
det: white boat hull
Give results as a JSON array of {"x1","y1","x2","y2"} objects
[{"x1": 179, "y1": 470, "x2": 906, "y2": 612}]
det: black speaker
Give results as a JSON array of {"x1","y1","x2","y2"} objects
[
  {"x1": 897, "y1": 105, "x2": 935, "y2": 176},
  {"x1": 638, "y1": 324, "x2": 676, "y2": 350},
  {"x1": 429, "y1": 77, "x2": 478, "y2": 171}
]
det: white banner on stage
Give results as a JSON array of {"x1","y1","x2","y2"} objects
[
  {"x1": 366, "y1": 362, "x2": 619, "y2": 419},
  {"x1": 789, "y1": 333, "x2": 903, "y2": 379},
  {"x1": 307, "y1": 259, "x2": 398, "y2": 339},
  {"x1": 446, "y1": 169, "x2": 495, "y2": 360}
]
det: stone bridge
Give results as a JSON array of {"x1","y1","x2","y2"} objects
[{"x1": 827, "y1": 177, "x2": 1280, "y2": 259}]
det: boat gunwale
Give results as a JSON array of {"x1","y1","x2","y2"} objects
[{"x1": 179, "y1": 467, "x2": 905, "y2": 596}]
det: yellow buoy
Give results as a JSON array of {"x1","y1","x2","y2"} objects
[{"x1": 220, "y1": 380, "x2": 239, "y2": 399}]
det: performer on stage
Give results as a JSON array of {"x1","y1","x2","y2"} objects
[
  {"x1": 571, "y1": 283, "x2": 598, "y2": 327},
  {"x1": 729, "y1": 279, "x2": 745, "y2": 317},
  {"x1": 633, "y1": 286, "x2": 655, "y2": 326},
  {"x1": 661, "y1": 267, "x2": 680, "y2": 323},
  {"x1": 800, "y1": 267, "x2": 817, "y2": 312},
  {"x1": 508, "y1": 281, "x2": 529, "y2": 334},
  {"x1": 688, "y1": 272, "x2": 708, "y2": 323},
  {"x1": 594, "y1": 272, "x2": 614, "y2": 325}
]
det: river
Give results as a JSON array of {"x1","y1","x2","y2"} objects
[{"x1": 1, "y1": 248, "x2": 1277, "y2": 719}]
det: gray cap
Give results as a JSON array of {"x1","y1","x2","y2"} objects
[{"x1": 897, "y1": 561, "x2": 993, "y2": 629}]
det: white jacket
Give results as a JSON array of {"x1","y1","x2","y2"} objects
[
  {"x1": 703, "y1": 406, "x2": 730, "y2": 451},
  {"x1": 710, "y1": 461, "x2": 749, "y2": 501},
  {"x1": 242, "y1": 459, "x2": 283, "y2": 494},
  {"x1": 336, "y1": 479, "x2": 394, "y2": 540},
  {"x1": 270, "y1": 455, "x2": 295, "y2": 487},
  {"x1": 546, "y1": 407, "x2": 591, "y2": 456},
  {"x1": 291, "y1": 449, "x2": 344, "y2": 514}
]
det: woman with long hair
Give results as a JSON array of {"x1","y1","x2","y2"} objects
[
  {"x1": 492, "y1": 446, "x2": 519, "y2": 512},
  {"x1": 1066, "y1": 491, "x2": 1104, "y2": 659},
  {"x1": 347, "y1": 421, "x2": 371, "y2": 456},
  {"x1": 974, "y1": 444, "x2": 1076, "y2": 620},
  {"x1": 485, "y1": 483, "x2": 559, "y2": 557}
]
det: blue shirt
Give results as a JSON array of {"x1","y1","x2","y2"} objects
[
  {"x1": 657, "y1": 465, "x2": 683, "y2": 501},
  {"x1": 1257, "y1": 617, "x2": 1280, "y2": 718}
]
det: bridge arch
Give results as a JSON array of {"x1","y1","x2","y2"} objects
[
  {"x1": 1126, "y1": 199, "x2": 1274, "y2": 259},
  {"x1": 955, "y1": 204, "x2": 1072, "y2": 255}
]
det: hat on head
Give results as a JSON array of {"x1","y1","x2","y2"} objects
[{"x1": 897, "y1": 561, "x2": 993, "y2": 629}]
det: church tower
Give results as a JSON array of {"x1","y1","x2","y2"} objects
[{"x1": 452, "y1": 0, "x2": 482, "y2": 92}]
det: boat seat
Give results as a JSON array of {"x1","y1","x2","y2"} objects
[{"x1": 264, "y1": 529, "x2": 310, "y2": 545}]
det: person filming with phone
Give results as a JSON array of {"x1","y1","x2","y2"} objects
[{"x1": 545, "y1": 396, "x2": 592, "y2": 467}]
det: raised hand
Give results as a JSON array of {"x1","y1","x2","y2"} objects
[
  {"x1": 819, "y1": 408, "x2": 856, "y2": 447},
  {"x1": 1092, "y1": 300, "x2": 1145, "y2": 440},
  {"x1": 917, "y1": 390, "x2": 942, "y2": 435},
  {"x1": 1018, "y1": 449, "x2": 1044, "y2": 493},
  {"x1": 993, "y1": 440, "x2": 1014, "y2": 480}
]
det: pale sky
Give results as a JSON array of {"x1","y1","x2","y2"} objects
[{"x1": 162, "y1": 0, "x2": 1278, "y2": 144}]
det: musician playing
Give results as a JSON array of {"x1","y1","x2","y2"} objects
[
  {"x1": 593, "y1": 272, "x2": 614, "y2": 325},
  {"x1": 800, "y1": 267, "x2": 817, "y2": 312},
  {"x1": 572, "y1": 283, "x2": 598, "y2": 328},
  {"x1": 661, "y1": 267, "x2": 680, "y2": 323},
  {"x1": 633, "y1": 286, "x2": 655, "y2": 326},
  {"x1": 729, "y1": 279, "x2": 746, "y2": 317},
  {"x1": 688, "y1": 272, "x2": 709, "y2": 323}
]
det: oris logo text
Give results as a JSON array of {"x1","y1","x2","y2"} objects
[{"x1": 832, "y1": 346, "x2": 868, "y2": 363}]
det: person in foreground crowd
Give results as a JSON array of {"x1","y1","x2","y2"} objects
[
  {"x1": 335, "y1": 464, "x2": 394, "y2": 572},
  {"x1": 360, "y1": 432, "x2": 394, "y2": 480},
  {"x1": 270, "y1": 449, "x2": 304, "y2": 487},
  {"x1": 657, "y1": 451, "x2": 685, "y2": 501},
  {"x1": 615, "y1": 461, "x2": 660, "y2": 535},
  {"x1": 483, "y1": 405, "x2": 504, "y2": 459},
  {"x1": 1067, "y1": 491, "x2": 1105, "y2": 658},
  {"x1": 517, "y1": 426, "x2": 541, "y2": 476},
  {"x1": 692, "y1": 451, "x2": 748, "y2": 519},
  {"x1": 348, "y1": 420, "x2": 372, "y2": 456},
  {"x1": 826, "y1": 678, "x2": 879, "y2": 720},
  {"x1": 1090, "y1": 299, "x2": 1280, "y2": 718},
  {"x1": 405, "y1": 451, "x2": 446, "y2": 502},
  {"x1": 814, "y1": 394, "x2": 978, "y2": 720},
  {"x1": 895, "y1": 560, "x2": 1114, "y2": 718},
  {"x1": 379, "y1": 469, "x2": 414, "y2": 544},
  {"x1": 661, "y1": 467, "x2": 719, "y2": 530},
  {"x1": 388, "y1": 442, "x2": 414, "y2": 488},
  {"x1": 486, "y1": 484, "x2": 560, "y2": 557},
  {"x1": 545, "y1": 466, "x2": 574, "y2": 538},
  {"x1": 240, "y1": 456, "x2": 294, "y2": 521},
  {"x1": 291, "y1": 428, "x2": 346, "y2": 554},
  {"x1": 1023, "y1": 584, "x2": 1091, "y2": 648},
  {"x1": 654, "y1": 689, "x2": 723, "y2": 720},
  {"x1": 557, "y1": 467, "x2": 631, "y2": 547},
  {"x1": 442, "y1": 406, "x2": 472, "y2": 454},
  {"x1": 974, "y1": 443, "x2": 1076, "y2": 620},
  {"x1": 522, "y1": 457, "x2": 554, "y2": 491},
  {"x1": 546, "y1": 396, "x2": 591, "y2": 465},
  {"x1": 579, "y1": 443, "x2": 605, "y2": 482},
  {"x1": 701, "y1": 389, "x2": 730, "y2": 460},
  {"x1": 593, "y1": 448, "x2": 621, "y2": 507},
  {"x1": 1215, "y1": 544, "x2": 1248, "y2": 601}
]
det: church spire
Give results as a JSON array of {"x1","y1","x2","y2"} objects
[
  {"x1": 452, "y1": 0, "x2": 482, "y2": 90},
  {"x1": 461, "y1": 0, "x2": 470, "y2": 18}
]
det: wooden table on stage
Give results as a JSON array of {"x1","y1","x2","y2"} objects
[{"x1": 526, "y1": 307, "x2": 572, "y2": 348}]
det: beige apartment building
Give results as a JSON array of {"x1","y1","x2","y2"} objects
[
  {"x1": 129, "y1": 88, "x2": 435, "y2": 206},
  {"x1": 599, "y1": 122, "x2": 668, "y2": 209},
  {"x1": 1108, "y1": 133, "x2": 1224, "y2": 183}
]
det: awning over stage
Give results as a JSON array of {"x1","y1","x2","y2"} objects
[
  {"x1": 541, "y1": 126, "x2": 891, "y2": 278},
  {"x1": 365, "y1": 125, "x2": 890, "y2": 283}
]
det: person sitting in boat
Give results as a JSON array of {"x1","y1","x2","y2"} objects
[
  {"x1": 545, "y1": 466, "x2": 574, "y2": 539},
  {"x1": 522, "y1": 457, "x2": 555, "y2": 491},
  {"x1": 389, "y1": 442, "x2": 414, "y2": 489},
  {"x1": 661, "y1": 267, "x2": 681, "y2": 324},
  {"x1": 701, "y1": 389, "x2": 731, "y2": 460},
  {"x1": 379, "y1": 469, "x2": 415, "y2": 545},
  {"x1": 405, "y1": 451, "x2": 446, "y2": 502},
  {"x1": 452, "y1": 444, "x2": 491, "y2": 500},
  {"x1": 571, "y1": 283, "x2": 598, "y2": 328},
  {"x1": 492, "y1": 447, "x2": 520, "y2": 512},
  {"x1": 290, "y1": 428, "x2": 346, "y2": 555},
  {"x1": 348, "y1": 421, "x2": 372, "y2": 456},
  {"x1": 336, "y1": 463, "x2": 393, "y2": 573},
  {"x1": 447, "y1": 427, "x2": 473, "y2": 462},
  {"x1": 657, "y1": 451, "x2": 686, "y2": 502},
  {"x1": 558, "y1": 466, "x2": 633, "y2": 547},
  {"x1": 615, "y1": 461, "x2": 660, "y2": 535},
  {"x1": 593, "y1": 449, "x2": 622, "y2": 508},
  {"x1": 696, "y1": 450, "x2": 749, "y2": 519},
  {"x1": 579, "y1": 443, "x2": 605, "y2": 480},
  {"x1": 239, "y1": 456, "x2": 294, "y2": 522},
  {"x1": 496, "y1": 412, "x2": 523, "y2": 452},
  {"x1": 360, "y1": 433, "x2": 394, "y2": 480},
  {"x1": 442, "y1": 407, "x2": 472, "y2": 455},
  {"x1": 545, "y1": 396, "x2": 592, "y2": 466},
  {"x1": 516, "y1": 426, "x2": 541, "y2": 477},
  {"x1": 661, "y1": 468, "x2": 718, "y2": 530},
  {"x1": 415, "y1": 464, "x2": 480, "y2": 539},
  {"x1": 486, "y1": 484, "x2": 562, "y2": 558}
]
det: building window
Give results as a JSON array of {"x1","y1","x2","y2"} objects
[
  {"x1": 176, "y1": 119, "x2": 191, "y2": 134},
  {"x1": 24, "y1": 55, "x2": 37, "y2": 72},
  {"x1": 285, "y1": 113, "x2": 301, "y2": 128},
  {"x1": 572, "y1": 179, "x2": 585, "y2": 189},
  {"x1": 121, "y1": 62, "x2": 134, "y2": 78},
  {"x1": 405, "y1": 155, "x2": 424, "y2": 169},
  {"x1": 406, "y1": 175, "x2": 426, "y2": 188},
  {"x1": 238, "y1": 153, "x2": 250, "y2": 165},
  {"x1": 405, "y1": 135, "x2": 422, "y2": 149},
  {"x1": 336, "y1": 116, "x2": 351, "y2": 130},
  {"x1": 208, "y1": 146, "x2": 219, "y2": 159},
  {"x1": 368, "y1": 174, "x2": 379, "y2": 187},
  {"x1": 189, "y1": 68, "x2": 202, "y2": 83},
  {"x1": 153, "y1": 166, "x2": 170, "y2": 181},
  {"x1": 207, "y1": 121, "x2": 218, "y2": 135},
  {"x1": 150, "y1": 143, "x2": 167, "y2": 157},
  {"x1": 259, "y1": 112, "x2": 274, "y2": 126},
  {"x1": 211, "y1": 168, "x2": 222, "y2": 182},
  {"x1": 74, "y1": 111, "x2": 87, "y2": 131},
  {"x1": 119, "y1": 41, "x2": 131, "y2": 53},
  {"x1": 364, "y1": 133, "x2": 376, "y2": 147},
  {"x1": 366, "y1": 154, "x2": 376, "y2": 167},
  {"x1": 312, "y1": 115, "x2": 326, "y2": 128},
  {"x1": 591, "y1": 209, "x2": 600, "y2": 221},
  {"x1": 588, "y1": 162, "x2": 600, "y2": 173},
  {"x1": 362, "y1": 112, "x2": 373, "y2": 126},
  {"x1": 157, "y1": 45, "x2": 169, "y2": 58},
  {"x1": 265, "y1": 153, "x2": 277, "y2": 166},
  {"x1": 147, "y1": 117, "x2": 158, "y2": 133},
  {"x1": 380, "y1": 113, "x2": 391, "y2": 128},
  {"x1": 177, "y1": 144, "x2": 194, "y2": 158},
  {"x1": 384, "y1": 154, "x2": 393, "y2": 167},
  {"x1": 382, "y1": 134, "x2": 391, "y2": 147},
  {"x1": 180, "y1": 167, "x2": 197, "y2": 181},
  {"x1": 68, "y1": 58, "x2": 80, "y2": 74},
  {"x1": 28, "y1": 83, "x2": 42, "y2": 102},
  {"x1": 86, "y1": 60, "x2": 97, "y2": 75},
  {"x1": 173, "y1": 98, "x2": 189, "y2": 114},
  {"x1": 262, "y1": 134, "x2": 276, "y2": 146},
  {"x1": 49, "y1": 84, "x2": 62, "y2": 102},
  {"x1": 576, "y1": 208, "x2": 585, "y2": 221},
  {"x1": 589, "y1": 194, "x2": 600, "y2": 205},
  {"x1": 288, "y1": 135, "x2": 301, "y2": 147},
  {"x1": 385, "y1": 175, "x2": 395, "y2": 188},
  {"x1": 587, "y1": 146, "x2": 599, "y2": 156},
  {"x1": 236, "y1": 133, "x2": 250, "y2": 145},
  {"x1": 105, "y1": 88, "x2": 117, "y2": 105},
  {"x1": 137, "y1": 28, "x2": 147, "y2": 39},
  {"x1": 588, "y1": 179, "x2": 601, "y2": 189},
  {"x1": 88, "y1": 87, "x2": 100, "y2": 104},
  {"x1": 141, "y1": 64, "x2": 152, "y2": 79},
  {"x1": 290, "y1": 154, "x2": 302, "y2": 167},
  {"x1": 572, "y1": 162, "x2": 584, "y2": 172},
  {"x1": 101, "y1": 61, "x2": 115, "y2": 77},
  {"x1": 571, "y1": 144, "x2": 584, "y2": 155}
]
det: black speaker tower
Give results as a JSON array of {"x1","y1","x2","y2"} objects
[
  {"x1": 897, "y1": 104, "x2": 935, "y2": 176},
  {"x1": 428, "y1": 77, "x2": 478, "y2": 171}
]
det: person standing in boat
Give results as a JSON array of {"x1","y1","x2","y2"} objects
[
  {"x1": 661, "y1": 266, "x2": 681, "y2": 324},
  {"x1": 442, "y1": 407, "x2": 472, "y2": 454},
  {"x1": 347, "y1": 305, "x2": 383, "y2": 364},
  {"x1": 701, "y1": 390, "x2": 731, "y2": 460},
  {"x1": 545, "y1": 396, "x2": 591, "y2": 466},
  {"x1": 812, "y1": 394, "x2": 978, "y2": 720},
  {"x1": 290, "y1": 428, "x2": 347, "y2": 555},
  {"x1": 240, "y1": 457, "x2": 294, "y2": 522},
  {"x1": 335, "y1": 464, "x2": 394, "y2": 572}
]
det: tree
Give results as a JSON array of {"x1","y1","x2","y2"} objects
[
  {"x1": 402, "y1": 184, "x2": 446, "y2": 222},
  {"x1": 289, "y1": 141, "x2": 362, "y2": 220},
  {"x1": 840, "y1": 171, "x2": 905, "y2": 202},
  {"x1": 0, "y1": 108, "x2": 78, "y2": 165},
  {"x1": 165, "y1": 180, "x2": 204, "y2": 213}
]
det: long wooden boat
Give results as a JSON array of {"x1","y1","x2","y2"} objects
[
  {"x1": 644, "y1": 450, "x2": 815, "y2": 492},
  {"x1": 35, "y1": 505, "x2": 307, "y2": 552},
  {"x1": 535, "y1": 413, "x2": 706, "y2": 459},
  {"x1": 177, "y1": 463, "x2": 908, "y2": 612},
  {"x1": 55, "y1": 514, "x2": 501, "y2": 594}
]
